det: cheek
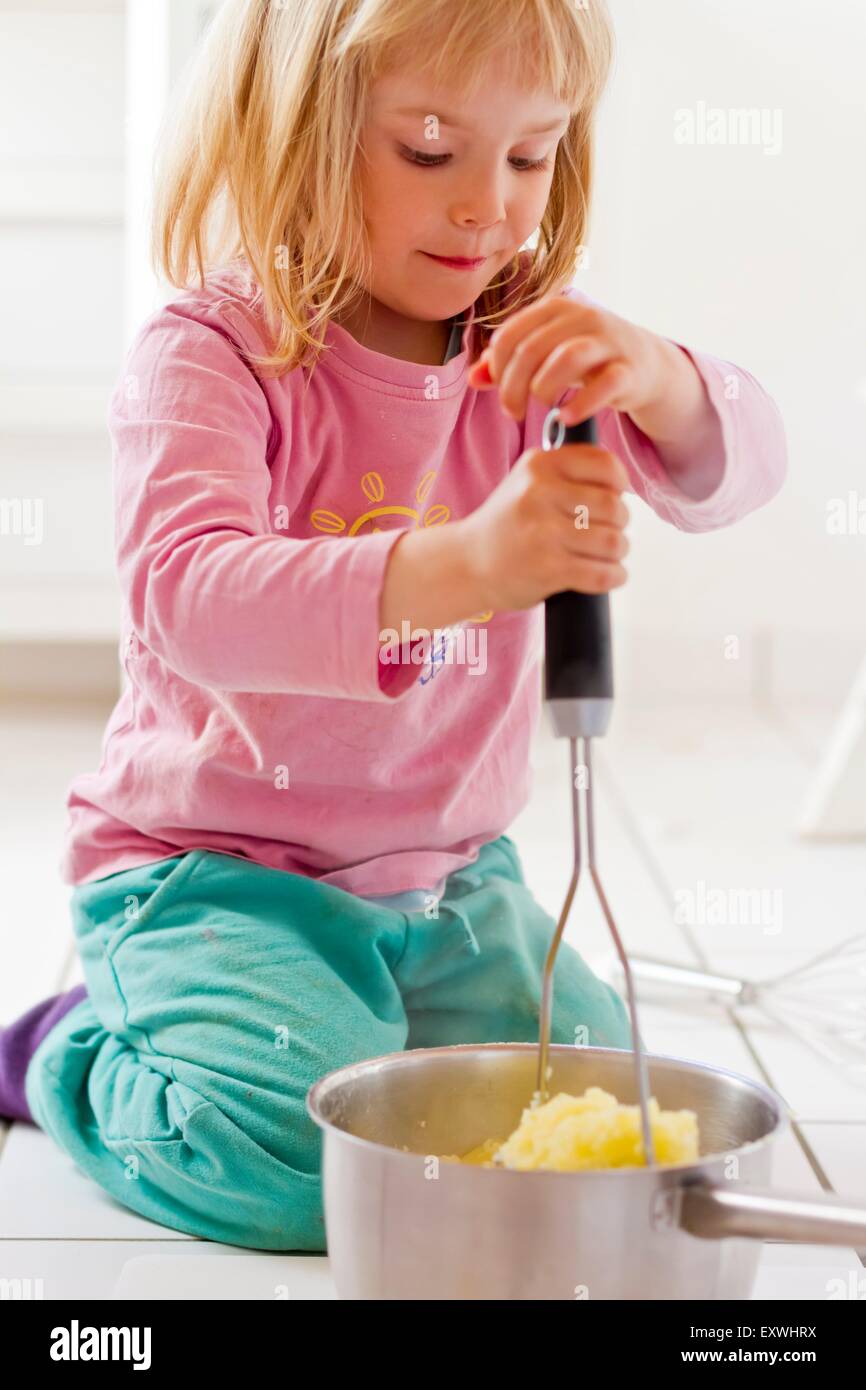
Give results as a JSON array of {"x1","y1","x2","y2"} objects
[
  {"x1": 358, "y1": 148, "x2": 401, "y2": 231},
  {"x1": 371, "y1": 170, "x2": 432, "y2": 245},
  {"x1": 510, "y1": 181, "x2": 554, "y2": 237}
]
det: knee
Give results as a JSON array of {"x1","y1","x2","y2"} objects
[
  {"x1": 86, "y1": 1096, "x2": 326, "y2": 1252},
  {"x1": 29, "y1": 1018, "x2": 328, "y2": 1252}
]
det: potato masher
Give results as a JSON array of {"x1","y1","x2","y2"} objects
[{"x1": 535, "y1": 408, "x2": 656, "y2": 1165}]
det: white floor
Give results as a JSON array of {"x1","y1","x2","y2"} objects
[{"x1": 1, "y1": 697, "x2": 865, "y2": 1300}]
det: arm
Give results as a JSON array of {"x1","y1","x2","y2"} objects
[
  {"x1": 112, "y1": 299, "x2": 467, "y2": 702},
  {"x1": 598, "y1": 339, "x2": 788, "y2": 533},
  {"x1": 557, "y1": 285, "x2": 788, "y2": 532},
  {"x1": 625, "y1": 338, "x2": 726, "y2": 500},
  {"x1": 472, "y1": 253, "x2": 787, "y2": 535},
  {"x1": 378, "y1": 524, "x2": 483, "y2": 634},
  {"x1": 376, "y1": 522, "x2": 486, "y2": 698}
]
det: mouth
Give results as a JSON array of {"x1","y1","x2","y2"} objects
[{"x1": 420, "y1": 251, "x2": 488, "y2": 271}]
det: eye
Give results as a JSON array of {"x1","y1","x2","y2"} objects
[
  {"x1": 398, "y1": 145, "x2": 552, "y2": 172},
  {"x1": 509, "y1": 156, "x2": 552, "y2": 172},
  {"x1": 398, "y1": 145, "x2": 449, "y2": 167}
]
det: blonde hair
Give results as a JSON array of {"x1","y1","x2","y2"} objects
[{"x1": 152, "y1": 0, "x2": 614, "y2": 377}]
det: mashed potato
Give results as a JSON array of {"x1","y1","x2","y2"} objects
[{"x1": 440, "y1": 1086, "x2": 699, "y2": 1171}]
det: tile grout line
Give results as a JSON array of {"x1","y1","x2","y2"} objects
[{"x1": 0, "y1": 1236, "x2": 202, "y2": 1244}]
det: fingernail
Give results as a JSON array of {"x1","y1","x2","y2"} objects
[{"x1": 472, "y1": 358, "x2": 493, "y2": 384}]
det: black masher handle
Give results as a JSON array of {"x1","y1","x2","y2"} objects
[{"x1": 543, "y1": 415, "x2": 614, "y2": 706}]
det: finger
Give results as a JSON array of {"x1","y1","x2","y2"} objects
[
  {"x1": 528, "y1": 335, "x2": 611, "y2": 407},
  {"x1": 496, "y1": 322, "x2": 582, "y2": 420},
  {"x1": 542, "y1": 479, "x2": 631, "y2": 530},
  {"x1": 485, "y1": 298, "x2": 574, "y2": 382},
  {"x1": 555, "y1": 556, "x2": 629, "y2": 596},
  {"x1": 535, "y1": 442, "x2": 631, "y2": 495},
  {"x1": 560, "y1": 518, "x2": 631, "y2": 564},
  {"x1": 555, "y1": 359, "x2": 633, "y2": 426}
]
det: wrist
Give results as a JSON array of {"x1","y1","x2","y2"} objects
[
  {"x1": 628, "y1": 340, "x2": 725, "y2": 495},
  {"x1": 379, "y1": 520, "x2": 488, "y2": 636},
  {"x1": 628, "y1": 338, "x2": 708, "y2": 445}
]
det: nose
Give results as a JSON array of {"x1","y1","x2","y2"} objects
[{"x1": 449, "y1": 167, "x2": 506, "y2": 230}]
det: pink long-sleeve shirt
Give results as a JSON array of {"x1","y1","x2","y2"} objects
[{"x1": 62, "y1": 255, "x2": 787, "y2": 894}]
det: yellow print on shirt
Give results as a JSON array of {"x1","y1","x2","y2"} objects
[
  {"x1": 309, "y1": 470, "x2": 493, "y2": 640},
  {"x1": 309, "y1": 472, "x2": 489, "y2": 683},
  {"x1": 311, "y1": 468, "x2": 445, "y2": 537}
]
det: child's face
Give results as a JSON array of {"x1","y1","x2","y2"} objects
[{"x1": 357, "y1": 61, "x2": 571, "y2": 324}]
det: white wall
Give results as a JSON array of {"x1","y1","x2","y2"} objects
[
  {"x1": 2, "y1": 0, "x2": 862, "y2": 707},
  {"x1": 0, "y1": 0, "x2": 125, "y2": 641},
  {"x1": 0, "y1": 0, "x2": 218, "y2": 649},
  {"x1": 584, "y1": 0, "x2": 866, "y2": 706}
]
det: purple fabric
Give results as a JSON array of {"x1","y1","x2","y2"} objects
[{"x1": 0, "y1": 984, "x2": 88, "y2": 1124}]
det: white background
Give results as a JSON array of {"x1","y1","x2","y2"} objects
[{"x1": 1, "y1": 0, "x2": 863, "y2": 707}]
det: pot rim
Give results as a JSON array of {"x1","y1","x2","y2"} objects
[{"x1": 306, "y1": 1041, "x2": 789, "y2": 1179}]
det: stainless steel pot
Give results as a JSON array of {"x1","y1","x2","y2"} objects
[{"x1": 307, "y1": 1043, "x2": 866, "y2": 1300}]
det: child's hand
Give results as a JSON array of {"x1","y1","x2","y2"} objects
[
  {"x1": 460, "y1": 441, "x2": 631, "y2": 613},
  {"x1": 468, "y1": 294, "x2": 668, "y2": 428}
]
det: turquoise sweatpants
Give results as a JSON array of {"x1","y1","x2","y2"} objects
[{"x1": 26, "y1": 835, "x2": 631, "y2": 1251}]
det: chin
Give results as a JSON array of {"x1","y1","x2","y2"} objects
[{"x1": 397, "y1": 294, "x2": 466, "y2": 322}]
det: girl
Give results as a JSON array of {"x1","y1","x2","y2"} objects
[{"x1": 0, "y1": 0, "x2": 786, "y2": 1251}]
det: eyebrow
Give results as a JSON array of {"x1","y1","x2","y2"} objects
[{"x1": 388, "y1": 105, "x2": 569, "y2": 136}]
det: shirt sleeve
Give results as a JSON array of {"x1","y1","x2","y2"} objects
[
  {"x1": 552, "y1": 284, "x2": 788, "y2": 534},
  {"x1": 111, "y1": 297, "x2": 420, "y2": 701}
]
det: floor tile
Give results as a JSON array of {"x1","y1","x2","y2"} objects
[
  {"x1": 0, "y1": 1123, "x2": 194, "y2": 1241},
  {"x1": 113, "y1": 1250, "x2": 336, "y2": 1300},
  {"x1": 0, "y1": 1241, "x2": 335, "y2": 1301},
  {"x1": 752, "y1": 1243, "x2": 864, "y2": 1300},
  {"x1": 799, "y1": 1124, "x2": 866, "y2": 1200}
]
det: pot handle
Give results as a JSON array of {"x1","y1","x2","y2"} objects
[{"x1": 678, "y1": 1181, "x2": 866, "y2": 1247}]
